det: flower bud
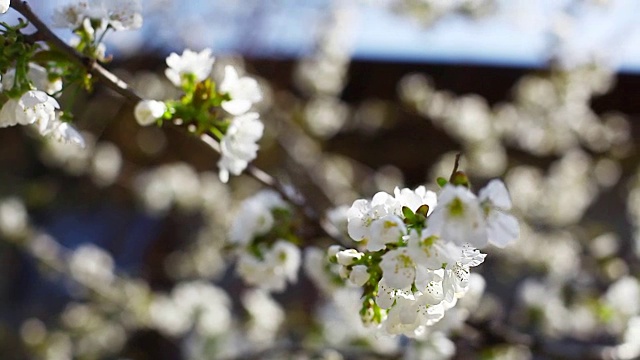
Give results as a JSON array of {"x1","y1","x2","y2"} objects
[
  {"x1": 348, "y1": 265, "x2": 369, "y2": 287},
  {"x1": 134, "y1": 100, "x2": 166, "y2": 126},
  {"x1": 327, "y1": 245, "x2": 342, "y2": 259},
  {"x1": 336, "y1": 249, "x2": 362, "y2": 266},
  {"x1": 339, "y1": 265, "x2": 350, "y2": 279}
]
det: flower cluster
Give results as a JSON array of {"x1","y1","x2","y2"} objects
[
  {"x1": 149, "y1": 281, "x2": 231, "y2": 338},
  {"x1": 53, "y1": 0, "x2": 142, "y2": 31},
  {"x1": 134, "y1": 49, "x2": 264, "y2": 183},
  {"x1": 52, "y1": 0, "x2": 142, "y2": 62},
  {"x1": 229, "y1": 190, "x2": 301, "y2": 292},
  {"x1": 0, "y1": 64, "x2": 84, "y2": 147},
  {"x1": 330, "y1": 178, "x2": 518, "y2": 337}
]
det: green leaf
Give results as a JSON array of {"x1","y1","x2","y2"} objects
[
  {"x1": 30, "y1": 50, "x2": 71, "y2": 64},
  {"x1": 436, "y1": 177, "x2": 448, "y2": 188},
  {"x1": 401, "y1": 206, "x2": 415, "y2": 221},
  {"x1": 416, "y1": 204, "x2": 429, "y2": 217}
]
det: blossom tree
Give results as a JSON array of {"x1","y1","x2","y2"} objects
[{"x1": 0, "y1": 1, "x2": 638, "y2": 359}]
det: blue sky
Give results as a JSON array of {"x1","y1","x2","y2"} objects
[{"x1": 19, "y1": 0, "x2": 640, "y2": 71}]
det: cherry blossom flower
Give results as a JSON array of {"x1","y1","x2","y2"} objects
[
  {"x1": 38, "y1": 115, "x2": 85, "y2": 148},
  {"x1": 348, "y1": 265, "x2": 369, "y2": 287},
  {"x1": 0, "y1": 90, "x2": 59, "y2": 129},
  {"x1": 0, "y1": 0, "x2": 9, "y2": 14},
  {"x1": 336, "y1": 249, "x2": 363, "y2": 266},
  {"x1": 428, "y1": 185, "x2": 488, "y2": 248},
  {"x1": 393, "y1": 185, "x2": 437, "y2": 215},
  {"x1": 52, "y1": 1, "x2": 89, "y2": 28},
  {"x1": 165, "y1": 48, "x2": 214, "y2": 87},
  {"x1": 217, "y1": 112, "x2": 264, "y2": 183},
  {"x1": 0, "y1": 90, "x2": 85, "y2": 147},
  {"x1": 2, "y1": 63, "x2": 62, "y2": 95},
  {"x1": 368, "y1": 214, "x2": 406, "y2": 251},
  {"x1": 228, "y1": 190, "x2": 289, "y2": 246},
  {"x1": 236, "y1": 240, "x2": 301, "y2": 292},
  {"x1": 380, "y1": 247, "x2": 417, "y2": 289},
  {"x1": 103, "y1": 0, "x2": 142, "y2": 31},
  {"x1": 134, "y1": 100, "x2": 166, "y2": 126},
  {"x1": 407, "y1": 229, "x2": 462, "y2": 271},
  {"x1": 219, "y1": 65, "x2": 262, "y2": 115},
  {"x1": 346, "y1": 191, "x2": 395, "y2": 243},
  {"x1": 53, "y1": 0, "x2": 142, "y2": 30},
  {"x1": 478, "y1": 179, "x2": 520, "y2": 248}
]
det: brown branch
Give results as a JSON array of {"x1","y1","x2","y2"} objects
[
  {"x1": 10, "y1": 0, "x2": 339, "y2": 244},
  {"x1": 11, "y1": 0, "x2": 142, "y2": 103}
]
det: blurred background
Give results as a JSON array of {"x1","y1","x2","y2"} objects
[{"x1": 2, "y1": 0, "x2": 640, "y2": 359}]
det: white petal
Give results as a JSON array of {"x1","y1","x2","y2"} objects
[
  {"x1": 486, "y1": 210, "x2": 519, "y2": 248},
  {"x1": 221, "y1": 99, "x2": 252, "y2": 116},
  {"x1": 0, "y1": 99, "x2": 19, "y2": 128},
  {"x1": 349, "y1": 265, "x2": 369, "y2": 287},
  {"x1": 164, "y1": 68, "x2": 181, "y2": 87},
  {"x1": 375, "y1": 278, "x2": 395, "y2": 309},
  {"x1": 219, "y1": 65, "x2": 239, "y2": 93},
  {"x1": 380, "y1": 248, "x2": 415, "y2": 289},
  {"x1": 0, "y1": 0, "x2": 9, "y2": 14},
  {"x1": 479, "y1": 179, "x2": 512, "y2": 210},
  {"x1": 368, "y1": 214, "x2": 406, "y2": 251},
  {"x1": 54, "y1": 122, "x2": 86, "y2": 148}
]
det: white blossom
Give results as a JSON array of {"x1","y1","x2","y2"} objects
[
  {"x1": 394, "y1": 185, "x2": 438, "y2": 214},
  {"x1": 43, "y1": 120, "x2": 85, "y2": 148},
  {"x1": 428, "y1": 185, "x2": 488, "y2": 248},
  {"x1": 91, "y1": 142, "x2": 122, "y2": 186},
  {"x1": 228, "y1": 190, "x2": 288, "y2": 245},
  {"x1": 32, "y1": 111, "x2": 85, "y2": 148},
  {"x1": 2, "y1": 64, "x2": 62, "y2": 95},
  {"x1": 404, "y1": 331, "x2": 455, "y2": 360},
  {"x1": 217, "y1": 112, "x2": 264, "y2": 183},
  {"x1": 220, "y1": 65, "x2": 262, "y2": 115},
  {"x1": 346, "y1": 191, "x2": 395, "y2": 243},
  {"x1": 172, "y1": 281, "x2": 231, "y2": 337},
  {"x1": 165, "y1": 48, "x2": 214, "y2": 87},
  {"x1": 53, "y1": 0, "x2": 141, "y2": 30},
  {"x1": 134, "y1": 100, "x2": 166, "y2": 126},
  {"x1": 348, "y1": 265, "x2": 369, "y2": 287},
  {"x1": 478, "y1": 179, "x2": 520, "y2": 248},
  {"x1": 102, "y1": 0, "x2": 142, "y2": 31},
  {"x1": 380, "y1": 247, "x2": 417, "y2": 289},
  {"x1": 242, "y1": 289, "x2": 284, "y2": 347},
  {"x1": 149, "y1": 295, "x2": 191, "y2": 337},
  {"x1": 368, "y1": 214, "x2": 406, "y2": 251},
  {"x1": 407, "y1": 229, "x2": 462, "y2": 271},
  {"x1": 336, "y1": 249, "x2": 363, "y2": 266},
  {"x1": 68, "y1": 244, "x2": 115, "y2": 285},
  {"x1": 0, "y1": 91, "x2": 59, "y2": 130},
  {"x1": 327, "y1": 244, "x2": 342, "y2": 259},
  {"x1": 236, "y1": 240, "x2": 301, "y2": 292},
  {"x1": 52, "y1": 2, "x2": 89, "y2": 28},
  {"x1": 0, "y1": 0, "x2": 9, "y2": 14},
  {"x1": 149, "y1": 281, "x2": 231, "y2": 338},
  {"x1": 376, "y1": 277, "x2": 404, "y2": 309},
  {"x1": 304, "y1": 247, "x2": 340, "y2": 294},
  {"x1": 0, "y1": 197, "x2": 28, "y2": 238}
]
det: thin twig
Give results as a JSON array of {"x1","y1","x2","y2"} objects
[
  {"x1": 11, "y1": 1, "x2": 143, "y2": 103},
  {"x1": 10, "y1": 0, "x2": 339, "y2": 243}
]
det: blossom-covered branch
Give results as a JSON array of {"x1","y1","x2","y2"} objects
[{"x1": 7, "y1": 0, "x2": 339, "y2": 244}]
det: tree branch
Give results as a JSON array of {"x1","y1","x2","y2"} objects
[
  {"x1": 10, "y1": 0, "x2": 341, "y2": 244},
  {"x1": 11, "y1": 0, "x2": 143, "y2": 103}
]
